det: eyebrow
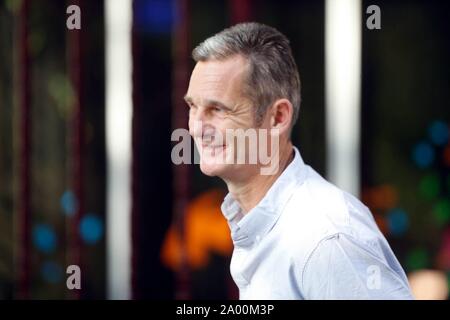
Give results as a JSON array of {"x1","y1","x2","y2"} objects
[{"x1": 183, "y1": 95, "x2": 232, "y2": 111}]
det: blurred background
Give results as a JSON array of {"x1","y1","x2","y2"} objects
[{"x1": 0, "y1": 0, "x2": 449, "y2": 299}]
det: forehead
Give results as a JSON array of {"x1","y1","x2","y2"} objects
[{"x1": 187, "y1": 55, "x2": 248, "y2": 104}]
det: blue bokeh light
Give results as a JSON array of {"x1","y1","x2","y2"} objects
[
  {"x1": 412, "y1": 141, "x2": 435, "y2": 168},
  {"x1": 428, "y1": 120, "x2": 449, "y2": 146},
  {"x1": 33, "y1": 224, "x2": 57, "y2": 254},
  {"x1": 79, "y1": 214, "x2": 104, "y2": 245},
  {"x1": 60, "y1": 190, "x2": 76, "y2": 216},
  {"x1": 134, "y1": 0, "x2": 175, "y2": 34},
  {"x1": 41, "y1": 261, "x2": 63, "y2": 284},
  {"x1": 387, "y1": 208, "x2": 409, "y2": 236}
]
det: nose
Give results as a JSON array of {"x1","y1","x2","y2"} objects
[
  {"x1": 190, "y1": 119, "x2": 203, "y2": 138},
  {"x1": 190, "y1": 121, "x2": 215, "y2": 142}
]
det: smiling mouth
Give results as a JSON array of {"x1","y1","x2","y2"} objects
[
  {"x1": 202, "y1": 144, "x2": 226, "y2": 150},
  {"x1": 198, "y1": 140, "x2": 227, "y2": 154}
]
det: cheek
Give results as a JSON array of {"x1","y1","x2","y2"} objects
[
  {"x1": 227, "y1": 111, "x2": 255, "y2": 129},
  {"x1": 188, "y1": 115, "x2": 201, "y2": 137},
  {"x1": 213, "y1": 121, "x2": 232, "y2": 140}
]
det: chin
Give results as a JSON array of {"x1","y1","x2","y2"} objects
[{"x1": 199, "y1": 162, "x2": 227, "y2": 177}]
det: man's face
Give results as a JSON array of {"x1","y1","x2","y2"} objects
[{"x1": 185, "y1": 55, "x2": 267, "y2": 181}]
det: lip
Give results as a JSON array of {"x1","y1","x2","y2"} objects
[{"x1": 202, "y1": 144, "x2": 226, "y2": 149}]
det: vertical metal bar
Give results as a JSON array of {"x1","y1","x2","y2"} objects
[
  {"x1": 16, "y1": 0, "x2": 31, "y2": 300},
  {"x1": 172, "y1": 0, "x2": 191, "y2": 300}
]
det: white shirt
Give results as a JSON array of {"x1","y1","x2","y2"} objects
[{"x1": 221, "y1": 147, "x2": 413, "y2": 300}]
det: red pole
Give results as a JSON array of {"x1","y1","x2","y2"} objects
[
  {"x1": 172, "y1": 0, "x2": 192, "y2": 300},
  {"x1": 16, "y1": 0, "x2": 31, "y2": 300},
  {"x1": 66, "y1": 0, "x2": 83, "y2": 299}
]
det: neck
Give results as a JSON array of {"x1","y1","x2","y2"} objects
[{"x1": 225, "y1": 141, "x2": 294, "y2": 214}]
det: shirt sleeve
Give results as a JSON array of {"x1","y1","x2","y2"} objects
[{"x1": 301, "y1": 233, "x2": 414, "y2": 300}]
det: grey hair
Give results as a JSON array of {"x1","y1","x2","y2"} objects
[{"x1": 192, "y1": 22, "x2": 301, "y2": 129}]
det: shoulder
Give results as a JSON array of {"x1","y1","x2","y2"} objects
[
  {"x1": 282, "y1": 165, "x2": 380, "y2": 242},
  {"x1": 275, "y1": 167, "x2": 412, "y2": 299},
  {"x1": 299, "y1": 232, "x2": 413, "y2": 299},
  {"x1": 277, "y1": 165, "x2": 393, "y2": 273}
]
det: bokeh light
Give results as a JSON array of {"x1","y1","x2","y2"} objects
[
  {"x1": 419, "y1": 173, "x2": 440, "y2": 200},
  {"x1": 40, "y1": 261, "x2": 63, "y2": 284},
  {"x1": 406, "y1": 248, "x2": 429, "y2": 271},
  {"x1": 60, "y1": 190, "x2": 76, "y2": 216},
  {"x1": 386, "y1": 208, "x2": 409, "y2": 236},
  {"x1": 134, "y1": 0, "x2": 174, "y2": 34},
  {"x1": 433, "y1": 199, "x2": 450, "y2": 227},
  {"x1": 408, "y1": 269, "x2": 448, "y2": 300},
  {"x1": 362, "y1": 185, "x2": 398, "y2": 210},
  {"x1": 79, "y1": 214, "x2": 104, "y2": 245},
  {"x1": 428, "y1": 120, "x2": 448, "y2": 146},
  {"x1": 412, "y1": 141, "x2": 435, "y2": 169},
  {"x1": 443, "y1": 145, "x2": 450, "y2": 167},
  {"x1": 436, "y1": 228, "x2": 450, "y2": 270},
  {"x1": 428, "y1": 120, "x2": 449, "y2": 147},
  {"x1": 32, "y1": 224, "x2": 57, "y2": 254}
]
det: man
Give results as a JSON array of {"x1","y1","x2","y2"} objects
[{"x1": 184, "y1": 22, "x2": 413, "y2": 299}]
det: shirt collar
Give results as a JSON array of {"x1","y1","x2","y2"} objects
[{"x1": 221, "y1": 147, "x2": 307, "y2": 248}]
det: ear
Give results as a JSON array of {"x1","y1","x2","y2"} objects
[{"x1": 269, "y1": 98, "x2": 293, "y2": 135}]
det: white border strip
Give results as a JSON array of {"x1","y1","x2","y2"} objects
[
  {"x1": 325, "y1": 0, "x2": 362, "y2": 196},
  {"x1": 105, "y1": 0, "x2": 133, "y2": 300}
]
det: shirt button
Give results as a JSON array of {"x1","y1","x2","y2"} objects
[{"x1": 255, "y1": 235, "x2": 261, "y2": 243}]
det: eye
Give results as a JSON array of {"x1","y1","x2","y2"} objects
[{"x1": 211, "y1": 105, "x2": 225, "y2": 113}]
